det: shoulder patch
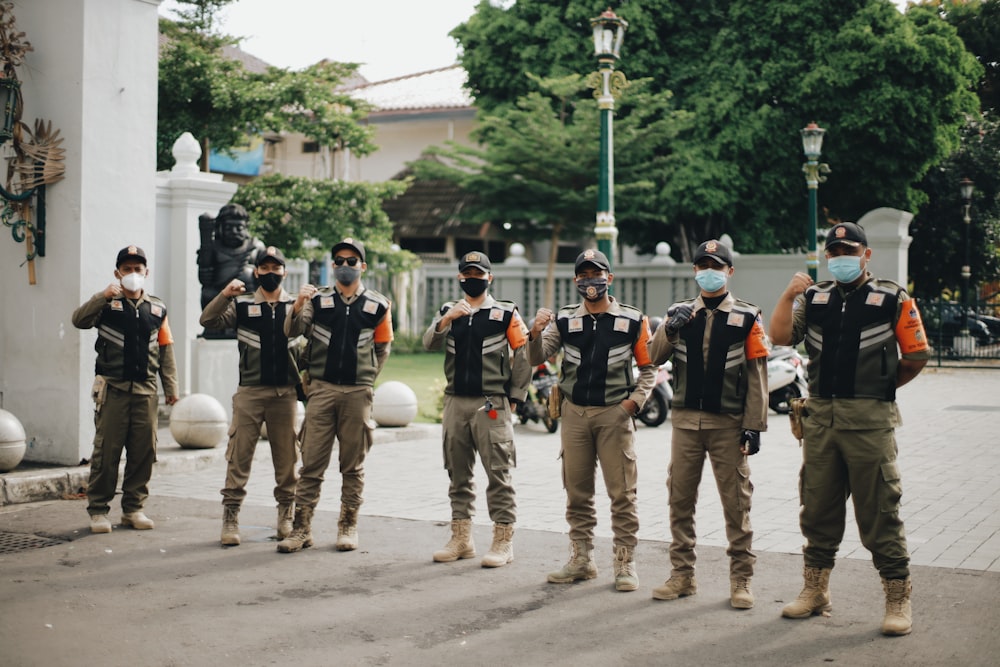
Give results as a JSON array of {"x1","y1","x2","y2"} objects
[
  {"x1": 557, "y1": 304, "x2": 580, "y2": 318},
  {"x1": 730, "y1": 301, "x2": 760, "y2": 318},
  {"x1": 615, "y1": 305, "x2": 642, "y2": 322},
  {"x1": 493, "y1": 300, "x2": 516, "y2": 312},
  {"x1": 363, "y1": 289, "x2": 390, "y2": 309}
]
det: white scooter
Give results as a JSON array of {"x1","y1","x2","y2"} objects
[{"x1": 767, "y1": 345, "x2": 808, "y2": 414}]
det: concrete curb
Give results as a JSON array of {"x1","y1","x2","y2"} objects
[{"x1": 0, "y1": 422, "x2": 439, "y2": 507}]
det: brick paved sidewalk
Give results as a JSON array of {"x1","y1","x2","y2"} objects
[{"x1": 152, "y1": 367, "x2": 1000, "y2": 572}]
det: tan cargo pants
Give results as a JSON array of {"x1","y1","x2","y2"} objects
[
  {"x1": 293, "y1": 380, "x2": 374, "y2": 510},
  {"x1": 559, "y1": 398, "x2": 639, "y2": 548},
  {"x1": 800, "y1": 417, "x2": 909, "y2": 579},
  {"x1": 667, "y1": 425, "x2": 755, "y2": 579},
  {"x1": 221, "y1": 385, "x2": 299, "y2": 508},
  {"x1": 441, "y1": 394, "x2": 517, "y2": 524},
  {"x1": 87, "y1": 385, "x2": 158, "y2": 516}
]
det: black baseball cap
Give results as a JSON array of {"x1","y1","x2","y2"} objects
[
  {"x1": 693, "y1": 239, "x2": 733, "y2": 267},
  {"x1": 116, "y1": 245, "x2": 147, "y2": 267},
  {"x1": 574, "y1": 249, "x2": 611, "y2": 273},
  {"x1": 458, "y1": 251, "x2": 492, "y2": 273},
  {"x1": 825, "y1": 222, "x2": 867, "y2": 249},
  {"x1": 256, "y1": 246, "x2": 286, "y2": 267},
  {"x1": 331, "y1": 238, "x2": 366, "y2": 262}
]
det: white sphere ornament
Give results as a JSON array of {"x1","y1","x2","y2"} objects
[
  {"x1": 0, "y1": 408, "x2": 27, "y2": 472},
  {"x1": 373, "y1": 381, "x2": 418, "y2": 427},
  {"x1": 169, "y1": 394, "x2": 228, "y2": 449}
]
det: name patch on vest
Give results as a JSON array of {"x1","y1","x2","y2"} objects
[
  {"x1": 248, "y1": 305, "x2": 262, "y2": 317},
  {"x1": 490, "y1": 308, "x2": 504, "y2": 321},
  {"x1": 812, "y1": 293, "x2": 830, "y2": 304},
  {"x1": 568, "y1": 318, "x2": 583, "y2": 333},
  {"x1": 613, "y1": 317, "x2": 630, "y2": 333},
  {"x1": 726, "y1": 312, "x2": 744, "y2": 327},
  {"x1": 865, "y1": 292, "x2": 885, "y2": 307},
  {"x1": 362, "y1": 299, "x2": 379, "y2": 315},
  {"x1": 320, "y1": 296, "x2": 335, "y2": 308},
  {"x1": 111, "y1": 300, "x2": 123, "y2": 311},
  {"x1": 150, "y1": 305, "x2": 163, "y2": 317}
]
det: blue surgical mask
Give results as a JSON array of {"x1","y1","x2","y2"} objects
[
  {"x1": 828, "y1": 255, "x2": 863, "y2": 283},
  {"x1": 695, "y1": 268, "x2": 728, "y2": 293}
]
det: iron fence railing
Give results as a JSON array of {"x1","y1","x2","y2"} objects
[{"x1": 917, "y1": 298, "x2": 1000, "y2": 367}]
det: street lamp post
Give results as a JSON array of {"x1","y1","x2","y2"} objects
[
  {"x1": 588, "y1": 8, "x2": 628, "y2": 271},
  {"x1": 801, "y1": 122, "x2": 830, "y2": 281},
  {"x1": 959, "y1": 177, "x2": 975, "y2": 336}
]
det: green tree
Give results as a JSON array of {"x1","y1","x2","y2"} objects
[
  {"x1": 167, "y1": 0, "x2": 237, "y2": 32},
  {"x1": 158, "y1": 20, "x2": 377, "y2": 171},
  {"x1": 918, "y1": 0, "x2": 1000, "y2": 112},
  {"x1": 909, "y1": 115, "x2": 1000, "y2": 299},
  {"x1": 413, "y1": 74, "x2": 686, "y2": 305},
  {"x1": 231, "y1": 173, "x2": 416, "y2": 271},
  {"x1": 452, "y1": 0, "x2": 981, "y2": 259}
]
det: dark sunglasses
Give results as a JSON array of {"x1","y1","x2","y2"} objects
[{"x1": 333, "y1": 256, "x2": 360, "y2": 267}]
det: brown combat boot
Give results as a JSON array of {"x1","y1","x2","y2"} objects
[
  {"x1": 276, "y1": 505, "x2": 314, "y2": 553},
  {"x1": 481, "y1": 523, "x2": 514, "y2": 568},
  {"x1": 652, "y1": 574, "x2": 697, "y2": 600},
  {"x1": 613, "y1": 545, "x2": 638, "y2": 592},
  {"x1": 782, "y1": 566, "x2": 832, "y2": 618},
  {"x1": 433, "y1": 519, "x2": 476, "y2": 562},
  {"x1": 277, "y1": 503, "x2": 294, "y2": 540},
  {"x1": 220, "y1": 505, "x2": 240, "y2": 546},
  {"x1": 336, "y1": 505, "x2": 360, "y2": 551},
  {"x1": 881, "y1": 577, "x2": 913, "y2": 636},
  {"x1": 730, "y1": 577, "x2": 754, "y2": 609},
  {"x1": 547, "y1": 540, "x2": 598, "y2": 583}
]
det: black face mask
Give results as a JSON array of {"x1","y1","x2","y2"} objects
[
  {"x1": 334, "y1": 266, "x2": 361, "y2": 286},
  {"x1": 460, "y1": 278, "x2": 489, "y2": 298},
  {"x1": 257, "y1": 272, "x2": 283, "y2": 292},
  {"x1": 576, "y1": 277, "x2": 608, "y2": 302}
]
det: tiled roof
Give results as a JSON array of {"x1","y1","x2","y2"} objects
[
  {"x1": 350, "y1": 65, "x2": 475, "y2": 113},
  {"x1": 381, "y1": 164, "x2": 480, "y2": 238}
]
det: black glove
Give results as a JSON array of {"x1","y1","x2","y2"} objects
[
  {"x1": 740, "y1": 430, "x2": 761, "y2": 455},
  {"x1": 665, "y1": 304, "x2": 695, "y2": 335}
]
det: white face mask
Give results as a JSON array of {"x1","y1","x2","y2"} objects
[{"x1": 121, "y1": 272, "x2": 145, "y2": 292}]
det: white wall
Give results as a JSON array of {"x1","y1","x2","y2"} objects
[
  {"x1": 0, "y1": 0, "x2": 162, "y2": 464},
  {"x1": 359, "y1": 110, "x2": 477, "y2": 182}
]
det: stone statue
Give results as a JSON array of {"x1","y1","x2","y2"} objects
[{"x1": 197, "y1": 203, "x2": 266, "y2": 338}]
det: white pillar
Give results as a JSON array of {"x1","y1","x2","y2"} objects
[
  {"x1": 857, "y1": 207, "x2": 913, "y2": 287},
  {"x1": 0, "y1": 0, "x2": 161, "y2": 464},
  {"x1": 155, "y1": 133, "x2": 238, "y2": 398}
]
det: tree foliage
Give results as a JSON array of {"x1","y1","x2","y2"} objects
[
  {"x1": 919, "y1": 0, "x2": 1000, "y2": 112},
  {"x1": 232, "y1": 174, "x2": 416, "y2": 274},
  {"x1": 909, "y1": 115, "x2": 1000, "y2": 298},
  {"x1": 451, "y1": 0, "x2": 982, "y2": 259},
  {"x1": 157, "y1": 21, "x2": 376, "y2": 171},
  {"x1": 412, "y1": 74, "x2": 687, "y2": 302}
]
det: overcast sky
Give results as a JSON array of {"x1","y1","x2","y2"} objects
[{"x1": 159, "y1": 1, "x2": 913, "y2": 83}]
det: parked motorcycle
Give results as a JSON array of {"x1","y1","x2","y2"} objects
[
  {"x1": 516, "y1": 361, "x2": 559, "y2": 433},
  {"x1": 637, "y1": 361, "x2": 672, "y2": 427},
  {"x1": 767, "y1": 345, "x2": 808, "y2": 414}
]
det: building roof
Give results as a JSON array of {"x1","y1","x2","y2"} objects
[
  {"x1": 350, "y1": 65, "x2": 475, "y2": 113},
  {"x1": 381, "y1": 163, "x2": 482, "y2": 240}
]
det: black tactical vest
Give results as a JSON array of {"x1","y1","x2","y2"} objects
[
  {"x1": 234, "y1": 296, "x2": 298, "y2": 386},
  {"x1": 804, "y1": 279, "x2": 902, "y2": 401},
  {"x1": 95, "y1": 296, "x2": 166, "y2": 382}
]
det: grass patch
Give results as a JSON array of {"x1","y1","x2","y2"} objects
[{"x1": 376, "y1": 351, "x2": 446, "y2": 423}]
